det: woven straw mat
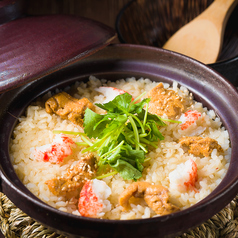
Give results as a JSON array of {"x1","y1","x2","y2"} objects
[{"x1": 0, "y1": 192, "x2": 238, "y2": 238}]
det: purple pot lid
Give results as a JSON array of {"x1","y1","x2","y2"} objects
[{"x1": 0, "y1": 14, "x2": 116, "y2": 93}]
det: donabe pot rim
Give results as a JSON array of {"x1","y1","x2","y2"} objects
[{"x1": 1, "y1": 44, "x2": 238, "y2": 238}]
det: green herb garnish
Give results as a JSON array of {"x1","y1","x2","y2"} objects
[{"x1": 82, "y1": 92, "x2": 168, "y2": 181}]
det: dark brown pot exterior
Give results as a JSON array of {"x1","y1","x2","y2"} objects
[
  {"x1": 0, "y1": 44, "x2": 238, "y2": 238},
  {"x1": 0, "y1": 14, "x2": 116, "y2": 93}
]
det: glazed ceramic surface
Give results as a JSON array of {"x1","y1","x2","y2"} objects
[
  {"x1": 0, "y1": 14, "x2": 116, "y2": 93},
  {"x1": 0, "y1": 44, "x2": 238, "y2": 238}
]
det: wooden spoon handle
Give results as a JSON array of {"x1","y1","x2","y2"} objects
[{"x1": 199, "y1": 0, "x2": 238, "y2": 33}]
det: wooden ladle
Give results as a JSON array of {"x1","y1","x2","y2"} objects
[{"x1": 163, "y1": 0, "x2": 238, "y2": 64}]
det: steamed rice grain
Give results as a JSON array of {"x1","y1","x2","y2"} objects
[{"x1": 9, "y1": 76, "x2": 231, "y2": 220}]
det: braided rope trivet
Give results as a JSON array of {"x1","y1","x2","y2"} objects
[{"x1": 0, "y1": 192, "x2": 238, "y2": 238}]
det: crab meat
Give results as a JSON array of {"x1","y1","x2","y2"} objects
[
  {"x1": 169, "y1": 158, "x2": 198, "y2": 193},
  {"x1": 179, "y1": 110, "x2": 201, "y2": 130},
  {"x1": 96, "y1": 87, "x2": 133, "y2": 103},
  {"x1": 78, "y1": 179, "x2": 111, "y2": 218},
  {"x1": 31, "y1": 134, "x2": 76, "y2": 164}
]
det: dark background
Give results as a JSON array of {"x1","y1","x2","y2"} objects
[{"x1": 26, "y1": 0, "x2": 130, "y2": 30}]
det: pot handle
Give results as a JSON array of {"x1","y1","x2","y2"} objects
[{"x1": 209, "y1": 57, "x2": 238, "y2": 87}]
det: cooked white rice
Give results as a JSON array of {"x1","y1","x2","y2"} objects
[{"x1": 9, "y1": 76, "x2": 231, "y2": 220}]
